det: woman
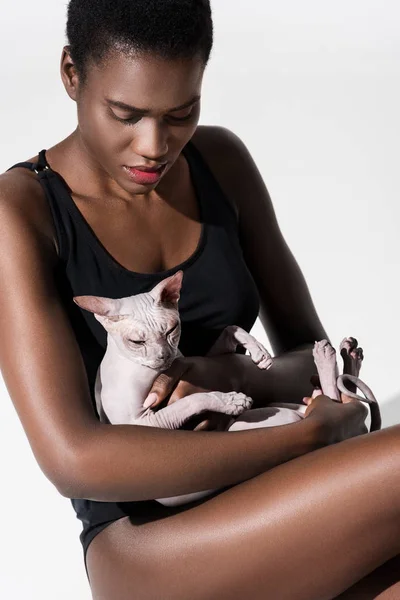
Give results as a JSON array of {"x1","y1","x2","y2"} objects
[{"x1": 1, "y1": 1, "x2": 399, "y2": 598}]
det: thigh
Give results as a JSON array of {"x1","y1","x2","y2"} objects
[
  {"x1": 333, "y1": 554, "x2": 400, "y2": 599},
  {"x1": 86, "y1": 425, "x2": 400, "y2": 600}
]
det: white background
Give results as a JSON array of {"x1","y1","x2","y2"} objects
[{"x1": 1, "y1": 1, "x2": 400, "y2": 598}]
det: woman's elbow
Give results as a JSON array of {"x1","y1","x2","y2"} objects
[{"x1": 47, "y1": 450, "x2": 87, "y2": 499}]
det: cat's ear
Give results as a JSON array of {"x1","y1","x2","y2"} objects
[
  {"x1": 149, "y1": 270, "x2": 183, "y2": 307},
  {"x1": 73, "y1": 295, "x2": 125, "y2": 321}
]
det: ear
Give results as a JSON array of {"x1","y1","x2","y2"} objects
[
  {"x1": 149, "y1": 270, "x2": 183, "y2": 307},
  {"x1": 73, "y1": 295, "x2": 125, "y2": 319}
]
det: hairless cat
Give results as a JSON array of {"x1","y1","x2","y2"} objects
[{"x1": 74, "y1": 270, "x2": 381, "y2": 507}]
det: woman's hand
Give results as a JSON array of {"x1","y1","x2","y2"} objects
[
  {"x1": 303, "y1": 394, "x2": 369, "y2": 445},
  {"x1": 143, "y1": 356, "x2": 242, "y2": 431}
]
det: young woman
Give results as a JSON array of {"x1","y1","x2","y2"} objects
[{"x1": 1, "y1": 1, "x2": 399, "y2": 598}]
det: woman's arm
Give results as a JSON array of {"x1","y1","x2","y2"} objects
[
  {"x1": 184, "y1": 347, "x2": 323, "y2": 407},
  {"x1": 146, "y1": 126, "x2": 329, "y2": 415},
  {"x1": 194, "y1": 125, "x2": 328, "y2": 352},
  {"x1": 0, "y1": 172, "x2": 323, "y2": 502},
  {"x1": 189, "y1": 126, "x2": 330, "y2": 406},
  {"x1": 147, "y1": 348, "x2": 318, "y2": 414}
]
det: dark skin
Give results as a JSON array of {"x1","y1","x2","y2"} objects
[{"x1": 1, "y1": 46, "x2": 399, "y2": 598}]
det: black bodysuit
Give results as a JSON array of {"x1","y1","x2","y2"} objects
[{"x1": 7, "y1": 139, "x2": 260, "y2": 577}]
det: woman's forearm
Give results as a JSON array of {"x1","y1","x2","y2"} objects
[
  {"x1": 62, "y1": 346, "x2": 323, "y2": 501},
  {"x1": 178, "y1": 345, "x2": 319, "y2": 407},
  {"x1": 161, "y1": 346, "x2": 319, "y2": 408},
  {"x1": 239, "y1": 343, "x2": 319, "y2": 407},
  {"x1": 65, "y1": 414, "x2": 322, "y2": 502}
]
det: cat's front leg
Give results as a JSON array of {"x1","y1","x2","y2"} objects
[
  {"x1": 207, "y1": 325, "x2": 273, "y2": 370},
  {"x1": 138, "y1": 391, "x2": 253, "y2": 430}
]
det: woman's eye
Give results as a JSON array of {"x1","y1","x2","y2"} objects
[
  {"x1": 109, "y1": 108, "x2": 142, "y2": 125},
  {"x1": 111, "y1": 111, "x2": 142, "y2": 126},
  {"x1": 166, "y1": 108, "x2": 195, "y2": 123},
  {"x1": 110, "y1": 105, "x2": 197, "y2": 126}
]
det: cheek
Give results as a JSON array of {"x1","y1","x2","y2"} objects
[{"x1": 78, "y1": 102, "x2": 121, "y2": 153}]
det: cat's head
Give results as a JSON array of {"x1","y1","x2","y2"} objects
[{"x1": 73, "y1": 270, "x2": 183, "y2": 370}]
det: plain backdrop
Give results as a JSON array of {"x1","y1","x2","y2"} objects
[{"x1": 1, "y1": 1, "x2": 400, "y2": 598}]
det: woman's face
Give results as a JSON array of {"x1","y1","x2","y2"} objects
[{"x1": 62, "y1": 49, "x2": 205, "y2": 195}]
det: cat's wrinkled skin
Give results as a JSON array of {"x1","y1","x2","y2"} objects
[
  {"x1": 73, "y1": 270, "x2": 272, "y2": 433},
  {"x1": 74, "y1": 271, "x2": 381, "y2": 507}
]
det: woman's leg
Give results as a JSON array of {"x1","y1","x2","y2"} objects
[
  {"x1": 333, "y1": 553, "x2": 400, "y2": 599},
  {"x1": 86, "y1": 425, "x2": 400, "y2": 600}
]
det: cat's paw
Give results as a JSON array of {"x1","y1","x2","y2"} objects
[
  {"x1": 340, "y1": 337, "x2": 363, "y2": 377},
  {"x1": 209, "y1": 391, "x2": 253, "y2": 415},
  {"x1": 243, "y1": 339, "x2": 273, "y2": 370},
  {"x1": 256, "y1": 353, "x2": 273, "y2": 370}
]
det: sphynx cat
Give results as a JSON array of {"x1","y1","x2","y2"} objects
[{"x1": 74, "y1": 270, "x2": 381, "y2": 507}]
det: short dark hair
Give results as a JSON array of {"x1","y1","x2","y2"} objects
[{"x1": 66, "y1": 0, "x2": 213, "y2": 84}]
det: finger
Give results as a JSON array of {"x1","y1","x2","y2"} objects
[
  {"x1": 195, "y1": 412, "x2": 232, "y2": 432},
  {"x1": 310, "y1": 374, "x2": 321, "y2": 388},
  {"x1": 311, "y1": 387, "x2": 323, "y2": 399},
  {"x1": 143, "y1": 358, "x2": 189, "y2": 408},
  {"x1": 215, "y1": 414, "x2": 234, "y2": 431},
  {"x1": 341, "y1": 392, "x2": 354, "y2": 404},
  {"x1": 169, "y1": 382, "x2": 208, "y2": 404},
  {"x1": 194, "y1": 419, "x2": 211, "y2": 431},
  {"x1": 168, "y1": 380, "x2": 193, "y2": 404},
  {"x1": 193, "y1": 411, "x2": 225, "y2": 431}
]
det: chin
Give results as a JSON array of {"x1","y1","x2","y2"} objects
[{"x1": 156, "y1": 359, "x2": 175, "y2": 371}]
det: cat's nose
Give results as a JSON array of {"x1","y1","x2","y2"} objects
[{"x1": 157, "y1": 352, "x2": 168, "y2": 360}]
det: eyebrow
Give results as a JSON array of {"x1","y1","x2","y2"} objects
[{"x1": 105, "y1": 95, "x2": 201, "y2": 114}]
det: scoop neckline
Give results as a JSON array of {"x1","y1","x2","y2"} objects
[{"x1": 41, "y1": 141, "x2": 208, "y2": 279}]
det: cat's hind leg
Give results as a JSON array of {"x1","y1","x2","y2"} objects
[
  {"x1": 340, "y1": 336, "x2": 363, "y2": 396},
  {"x1": 207, "y1": 325, "x2": 273, "y2": 370},
  {"x1": 312, "y1": 340, "x2": 341, "y2": 401},
  {"x1": 338, "y1": 337, "x2": 381, "y2": 430}
]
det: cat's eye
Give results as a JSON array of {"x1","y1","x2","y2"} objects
[
  {"x1": 167, "y1": 324, "x2": 179, "y2": 336},
  {"x1": 129, "y1": 339, "x2": 145, "y2": 345}
]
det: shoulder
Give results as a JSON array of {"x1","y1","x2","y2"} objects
[
  {"x1": 191, "y1": 126, "x2": 255, "y2": 219},
  {"x1": 0, "y1": 163, "x2": 59, "y2": 257},
  {"x1": 192, "y1": 125, "x2": 249, "y2": 158}
]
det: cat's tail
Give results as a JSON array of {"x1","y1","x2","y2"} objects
[{"x1": 336, "y1": 374, "x2": 381, "y2": 432}]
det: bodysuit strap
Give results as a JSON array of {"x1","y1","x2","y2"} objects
[
  {"x1": 6, "y1": 149, "x2": 50, "y2": 174},
  {"x1": 6, "y1": 150, "x2": 68, "y2": 263}
]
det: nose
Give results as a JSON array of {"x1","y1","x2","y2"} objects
[{"x1": 132, "y1": 118, "x2": 169, "y2": 161}]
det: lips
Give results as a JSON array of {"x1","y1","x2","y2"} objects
[
  {"x1": 122, "y1": 163, "x2": 167, "y2": 185},
  {"x1": 128, "y1": 164, "x2": 164, "y2": 172}
]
